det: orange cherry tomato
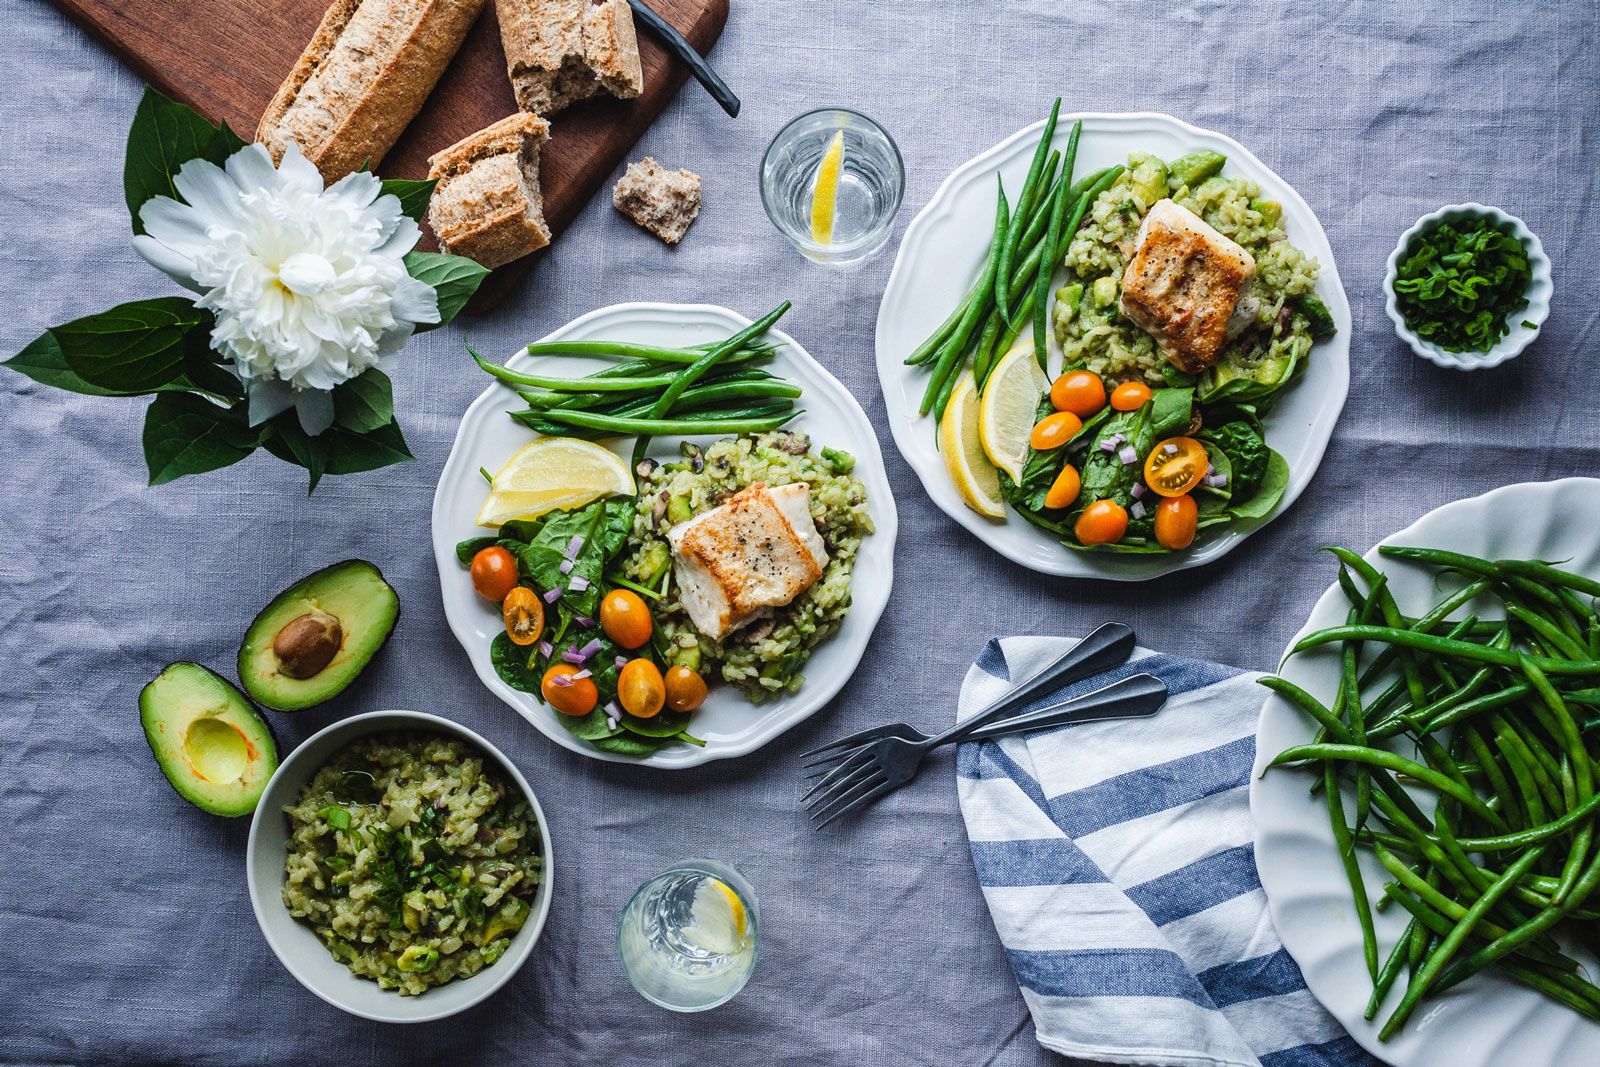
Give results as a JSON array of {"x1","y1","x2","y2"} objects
[
  {"x1": 1050, "y1": 370, "x2": 1106, "y2": 417},
  {"x1": 1029, "y1": 411, "x2": 1083, "y2": 451},
  {"x1": 1143, "y1": 437, "x2": 1209, "y2": 497},
  {"x1": 664, "y1": 666, "x2": 707, "y2": 713},
  {"x1": 618, "y1": 659, "x2": 666, "y2": 719},
  {"x1": 600, "y1": 589, "x2": 653, "y2": 649},
  {"x1": 1044, "y1": 464, "x2": 1081, "y2": 510},
  {"x1": 1109, "y1": 381, "x2": 1154, "y2": 411},
  {"x1": 1154, "y1": 495, "x2": 1198, "y2": 551},
  {"x1": 1074, "y1": 499, "x2": 1129, "y2": 546},
  {"x1": 501, "y1": 586, "x2": 545, "y2": 646},
  {"x1": 541, "y1": 663, "x2": 598, "y2": 716},
  {"x1": 470, "y1": 546, "x2": 518, "y2": 601}
]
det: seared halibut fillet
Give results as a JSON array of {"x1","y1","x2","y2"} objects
[
  {"x1": 1119, "y1": 198, "x2": 1257, "y2": 373},
  {"x1": 667, "y1": 483, "x2": 828, "y2": 641}
]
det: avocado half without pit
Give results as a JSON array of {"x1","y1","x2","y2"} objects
[
  {"x1": 238, "y1": 560, "x2": 399, "y2": 711},
  {"x1": 140, "y1": 663, "x2": 279, "y2": 817}
]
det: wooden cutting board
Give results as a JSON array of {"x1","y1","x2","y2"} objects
[{"x1": 49, "y1": 0, "x2": 730, "y2": 309}]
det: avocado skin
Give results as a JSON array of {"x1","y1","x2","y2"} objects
[
  {"x1": 237, "y1": 559, "x2": 400, "y2": 712},
  {"x1": 140, "y1": 663, "x2": 279, "y2": 817}
]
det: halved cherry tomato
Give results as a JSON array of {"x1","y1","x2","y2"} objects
[
  {"x1": 1109, "y1": 381, "x2": 1154, "y2": 411},
  {"x1": 1050, "y1": 370, "x2": 1106, "y2": 417},
  {"x1": 541, "y1": 663, "x2": 598, "y2": 716},
  {"x1": 600, "y1": 589, "x2": 652, "y2": 649},
  {"x1": 1143, "y1": 436, "x2": 1209, "y2": 497},
  {"x1": 1029, "y1": 411, "x2": 1083, "y2": 451},
  {"x1": 501, "y1": 586, "x2": 545, "y2": 646},
  {"x1": 470, "y1": 546, "x2": 518, "y2": 601},
  {"x1": 619, "y1": 659, "x2": 666, "y2": 718},
  {"x1": 1074, "y1": 499, "x2": 1128, "y2": 546},
  {"x1": 1044, "y1": 464, "x2": 1081, "y2": 510},
  {"x1": 1154, "y1": 495, "x2": 1198, "y2": 550},
  {"x1": 664, "y1": 665, "x2": 707, "y2": 713}
]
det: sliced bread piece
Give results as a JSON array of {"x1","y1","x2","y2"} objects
[
  {"x1": 612, "y1": 157, "x2": 702, "y2": 244},
  {"x1": 258, "y1": 0, "x2": 488, "y2": 182},
  {"x1": 497, "y1": 0, "x2": 644, "y2": 115},
  {"x1": 426, "y1": 113, "x2": 553, "y2": 269}
]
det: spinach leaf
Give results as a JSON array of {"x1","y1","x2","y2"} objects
[
  {"x1": 490, "y1": 631, "x2": 542, "y2": 694},
  {"x1": 497, "y1": 519, "x2": 546, "y2": 544},
  {"x1": 1075, "y1": 403, "x2": 1151, "y2": 514},
  {"x1": 1201, "y1": 420, "x2": 1268, "y2": 501},
  {"x1": 553, "y1": 707, "x2": 620, "y2": 741},
  {"x1": 1195, "y1": 443, "x2": 1233, "y2": 516},
  {"x1": 1147, "y1": 387, "x2": 1194, "y2": 439},
  {"x1": 620, "y1": 707, "x2": 695, "y2": 738},
  {"x1": 1225, "y1": 449, "x2": 1290, "y2": 521},
  {"x1": 591, "y1": 733, "x2": 671, "y2": 757},
  {"x1": 455, "y1": 536, "x2": 499, "y2": 566}
]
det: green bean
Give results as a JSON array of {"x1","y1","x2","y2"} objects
[
  {"x1": 1329, "y1": 548, "x2": 1430, "y2": 709},
  {"x1": 1268, "y1": 744, "x2": 1505, "y2": 829},
  {"x1": 1498, "y1": 962, "x2": 1600, "y2": 1021},
  {"x1": 906, "y1": 288, "x2": 977, "y2": 366},
  {"x1": 1032, "y1": 121, "x2": 1080, "y2": 366},
  {"x1": 1365, "y1": 916, "x2": 1415, "y2": 1020},
  {"x1": 1462, "y1": 726, "x2": 1521, "y2": 833},
  {"x1": 538, "y1": 409, "x2": 800, "y2": 437},
  {"x1": 1374, "y1": 846, "x2": 1565, "y2": 967},
  {"x1": 518, "y1": 339, "x2": 779, "y2": 364},
  {"x1": 921, "y1": 179, "x2": 1006, "y2": 414},
  {"x1": 1292, "y1": 625, "x2": 1600, "y2": 676},
  {"x1": 1327, "y1": 762, "x2": 1379, "y2": 979},
  {"x1": 995, "y1": 99, "x2": 1059, "y2": 327}
]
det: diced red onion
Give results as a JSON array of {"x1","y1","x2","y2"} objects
[
  {"x1": 548, "y1": 673, "x2": 573, "y2": 688},
  {"x1": 542, "y1": 587, "x2": 562, "y2": 604},
  {"x1": 1206, "y1": 463, "x2": 1216, "y2": 476},
  {"x1": 558, "y1": 559, "x2": 574, "y2": 575},
  {"x1": 562, "y1": 648, "x2": 586, "y2": 664},
  {"x1": 1118, "y1": 445, "x2": 1138, "y2": 465},
  {"x1": 1130, "y1": 501, "x2": 1147, "y2": 520},
  {"x1": 615, "y1": 655, "x2": 629, "y2": 670},
  {"x1": 577, "y1": 638, "x2": 603, "y2": 660},
  {"x1": 1099, "y1": 439, "x2": 1117, "y2": 453},
  {"x1": 569, "y1": 575, "x2": 591, "y2": 593},
  {"x1": 538, "y1": 640, "x2": 553, "y2": 659},
  {"x1": 564, "y1": 535, "x2": 584, "y2": 560},
  {"x1": 1130, "y1": 483, "x2": 1145, "y2": 500},
  {"x1": 572, "y1": 669, "x2": 592, "y2": 681},
  {"x1": 575, "y1": 615, "x2": 595, "y2": 629},
  {"x1": 605, "y1": 701, "x2": 622, "y2": 716},
  {"x1": 1163, "y1": 442, "x2": 1178, "y2": 455}
]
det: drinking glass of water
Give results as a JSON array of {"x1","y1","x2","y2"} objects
[
  {"x1": 617, "y1": 859, "x2": 759, "y2": 1012},
  {"x1": 760, "y1": 108, "x2": 904, "y2": 265}
]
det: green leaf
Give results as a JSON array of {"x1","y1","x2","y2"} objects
[
  {"x1": 380, "y1": 179, "x2": 437, "y2": 222},
  {"x1": 141, "y1": 392, "x2": 259, "y2": 485},
  {"x1": 211, "y1": 120, "x2": 251, "y2": 164},
  {"x1": 321, "y1": 417, "x2": 414, "y2": 475},
  {"x1": 456, "y1": 536, "x2": 500, "y2": 567},
  {"x1": 54, "y1": 298, "x2": 211, "y2": 393},
  {"x1": 1148, "y1": 387, "x2": 1194, "y2": 439},
  {"x1": 4, "y1": 332, "x2": 144, "y2": 396},
  {"x1": 590, "y1": 733, "x2": 670, "y2": 756},
  {"x1": 619, "y1": 707, "x2": 694, "y2": 738},
  {"x1": 404, "y1": 251, "x2": 490, "y2": 330},
  {"x1": 178, "y1": 329, "x2": 243, "y2": 401},
  {"x1": 554, "y1": 706, "x2": 623, "y2": 741},
  {"x1": 332, "y1": 369, "x2": 394, "y2": 433},
  {"x1": 260, "y1": 413, "x2": 328, "y2": 493},
  {"x1": 490, "y1": 631, "x2": 543, "y2": 694},
  {"x1": 124, "y1": 87, "x2": 220, "y2": 234},
  {"x1": 1225, "y1": 449, "x2": 1290, "y2": 521}
]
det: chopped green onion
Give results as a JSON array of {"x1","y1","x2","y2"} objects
[{"x1": 318, "y1": 805, "x2": 352, "y2": 830}]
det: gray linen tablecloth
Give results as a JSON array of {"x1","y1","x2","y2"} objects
[{"x1": 3, "y1": 1, "x2": 1598, "y2": 1064}]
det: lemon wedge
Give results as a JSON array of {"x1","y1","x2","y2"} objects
[
  {"x1": 474, "y1": 437, "x2": 634, "y2": 528},
  {"x1": 978, "y1": 341, "x2": 1050, "y2": 483},
  {"x1": 810, "y1": 129, "x2": 845, "y2": 244},
  {"x1": 940, "y1": 371, "x2": 1005, "y2": 518},
  {"x1": 682, "y1": 877, "x2": 749, "y2": 954}
]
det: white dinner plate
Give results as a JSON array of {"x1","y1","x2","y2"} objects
[
  {"x1": 1252, "y1": 479, "x2": 1600, "y2": 1066},
  {"x1": 874, "y1": 112, "x2": 1351, "y2": 580},
  {"x1": 432, "y1": 303, "x2": 898, "y2": 769}
]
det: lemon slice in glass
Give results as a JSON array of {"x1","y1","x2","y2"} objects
[
  {"x1": 810, "y1": 129, "x2": 845, "y2": 245},
  {"x1": 474, "y1": 437, "x2": 634, "y2": 528},
  {"x1": 978, "y1": 341, "x2": 1050, "y2": 483},
  {"x1": 681, "y1": 877, "x2": 749, "y2": 955},
  {"x1": 940, "y1": 371, "x2": 1005, "y2": 518}
]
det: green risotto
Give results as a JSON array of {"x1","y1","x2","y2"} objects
[{"x1": 281, "y1": 732, "x2": 543, "y2": 995}]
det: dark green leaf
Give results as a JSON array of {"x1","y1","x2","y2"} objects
[
  {"x1": 1147, "y1": 387, "x2": 1194, "y2": 439},
  {"x1": 54, "y1": 297, "x2": 210, "y2": 393},
  {"x1": 456, "y1": 536, "x2": 500, "y2": 567},
  {"x1": 620, "y1": 706, "x2": 694, "y2": 738},
  {"x1": 380, "y1": 178, "x2": 437, "y2": 222},
  {"x1": 260, "y1": 413, "x2": 328, "y2": 493},
  {"x1": 211, "y1": 120, "x2": 251, "y2": 163},
  {"x1": 332, "y1": 369, "x2": 395, "y2": 433},
  {"x1": 5, "y1": 332, "x2": 145, "y2": 396},
  {"x1": 404, "y1": 251, "x2": 490, "y2": 330},
  {"x1": 1225, "y1": 449, "x2": 1290, "y2": 521},
  {"x1": 554, "y1": 706, "x2": 623, "y2": 741},
  {"x1": 141, "y1": 392, "x2": 259, "y2": 485},
  {"x1": 590, "y1": 733, "x2": 670, "y2": 756},
  {"x1": 179, "y1": 329, "x2": 244, "y2": 401},
  {"x1": 1200, "y1": 420, "x2": 1268, "y2": 501},
  {"x1": 490, "y1": 631, "x2": 542, "y2": 693},
  {"x1": 124, "y1": 87, "x2": 220, "y2": 234},
  {"x1": 321, "y1": 417, "x2": 414, "y2": 475}
]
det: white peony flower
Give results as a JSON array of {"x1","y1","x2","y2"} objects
[{"x1": 132, "y1": 143, "x2": 439, "y2": 435}]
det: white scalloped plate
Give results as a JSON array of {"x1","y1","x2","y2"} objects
[
  {"x1": 1253, "y1": 479, "x2": 1600, "y2": 1066},
  {"x1": 875, "y1": 112, "x2": 1350, "y2": 580},
  {"x1": 432, "y1": 303, "x2": 898, "y2": 768}
]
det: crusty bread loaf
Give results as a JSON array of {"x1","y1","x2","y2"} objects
[
  {"x1": 427, "y1": 113, "x2": 553, "y2": 268},
  {"x1": 258, "y1": 0, "x2": 488, "y2": 183},
  {"x1": 497, "y1": 0, "x2": 643, "y2": 115},
  {"x1": 612, "y1": 157, "x2": 701, "y2": 244}
]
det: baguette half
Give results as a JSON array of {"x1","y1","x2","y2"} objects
[
  {"x1": 427, "y1": 113, "x2": 553, "y2": 269},
  {"x1": 497, "y1": 0, "x2": 644, "y2": 115},
  {"x1": 258, "y1": 0, "x2": 488, "y2": 183}
]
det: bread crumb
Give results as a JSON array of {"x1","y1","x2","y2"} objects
[{"x1": 612, "y1": 158, "x2": 702, "y2": 245}]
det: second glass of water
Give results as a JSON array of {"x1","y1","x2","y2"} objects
[
  {"x1": 760, "y1": 107, "x2": 904, "y2": 265},
  {"x1": 617, "y1": 859, "x2": 759, "y2": 1012}
]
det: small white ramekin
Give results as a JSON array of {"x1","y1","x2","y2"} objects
[{"x1": 1383, "y1": 203, "x2": 1551, "y2": 371}]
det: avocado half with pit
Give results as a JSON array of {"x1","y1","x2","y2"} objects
[
  {"x1": 238, "y1": 560, "x2": 399, "y2": 711},
  {"x1": 140, "y1": 663, "x2": 279, "y2": 817}
]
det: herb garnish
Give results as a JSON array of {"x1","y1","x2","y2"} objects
[{"x1": 1392, "y1": 217, "x2": 1533, "y2": 353}]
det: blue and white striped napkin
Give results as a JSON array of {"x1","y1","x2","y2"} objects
[{"x1": 956, "y1": 636, "x2": 1381, "y2": 1067}]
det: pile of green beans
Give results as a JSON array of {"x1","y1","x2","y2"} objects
[
  {"x1": 904, "y1": 99, "x2": 1124, "y2": 420},
  {"x1": 1261, "y1": 545, "x2": 1600, "y2": 1039},
  {"x1": 471, "y1": 302, "x2": 802, "y2": 456}
]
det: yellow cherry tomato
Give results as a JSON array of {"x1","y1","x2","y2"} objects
[
  {"x1": 1050, "y1": 370, "x2": 1106, "y2": 417},
  {"x1": 1074, "y1": 499, "x2": 1129, "y2": 546},
  {"x1": 501, "y1": 586, "x2": 545, "y2": 646},
  {"x1": 1044, "y1": 464, "x2": 1081, "y2": 510},
  {"x1": 1109, "y1": 381, "x2": 1154, "y2": 411},
  {"x1": 1029, "y1": 411, "x2": 1083, "y2": 451},
  {"x1": 600, "y1": 588, "x2": 652, "y2": 649},
  {"x1": 618, "y1": 659, "x2": 666, "y2": 718},
  {"x1": 1154, "y1": 495, "x2": 1198, "y2": 550},
  {"x1": 664, "y1": 666, "x2": 707, "y2": 713},
  {"x1": 541, "y1": 663, "x2": 598, "y2": 716},
  {"x1": 1143, "y1": 436, "x2": 1209, "y2": 497}
]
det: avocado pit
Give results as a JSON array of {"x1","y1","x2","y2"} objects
[{"x1": 273, "y1": 611, "x2": 343, "y2": 679}]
